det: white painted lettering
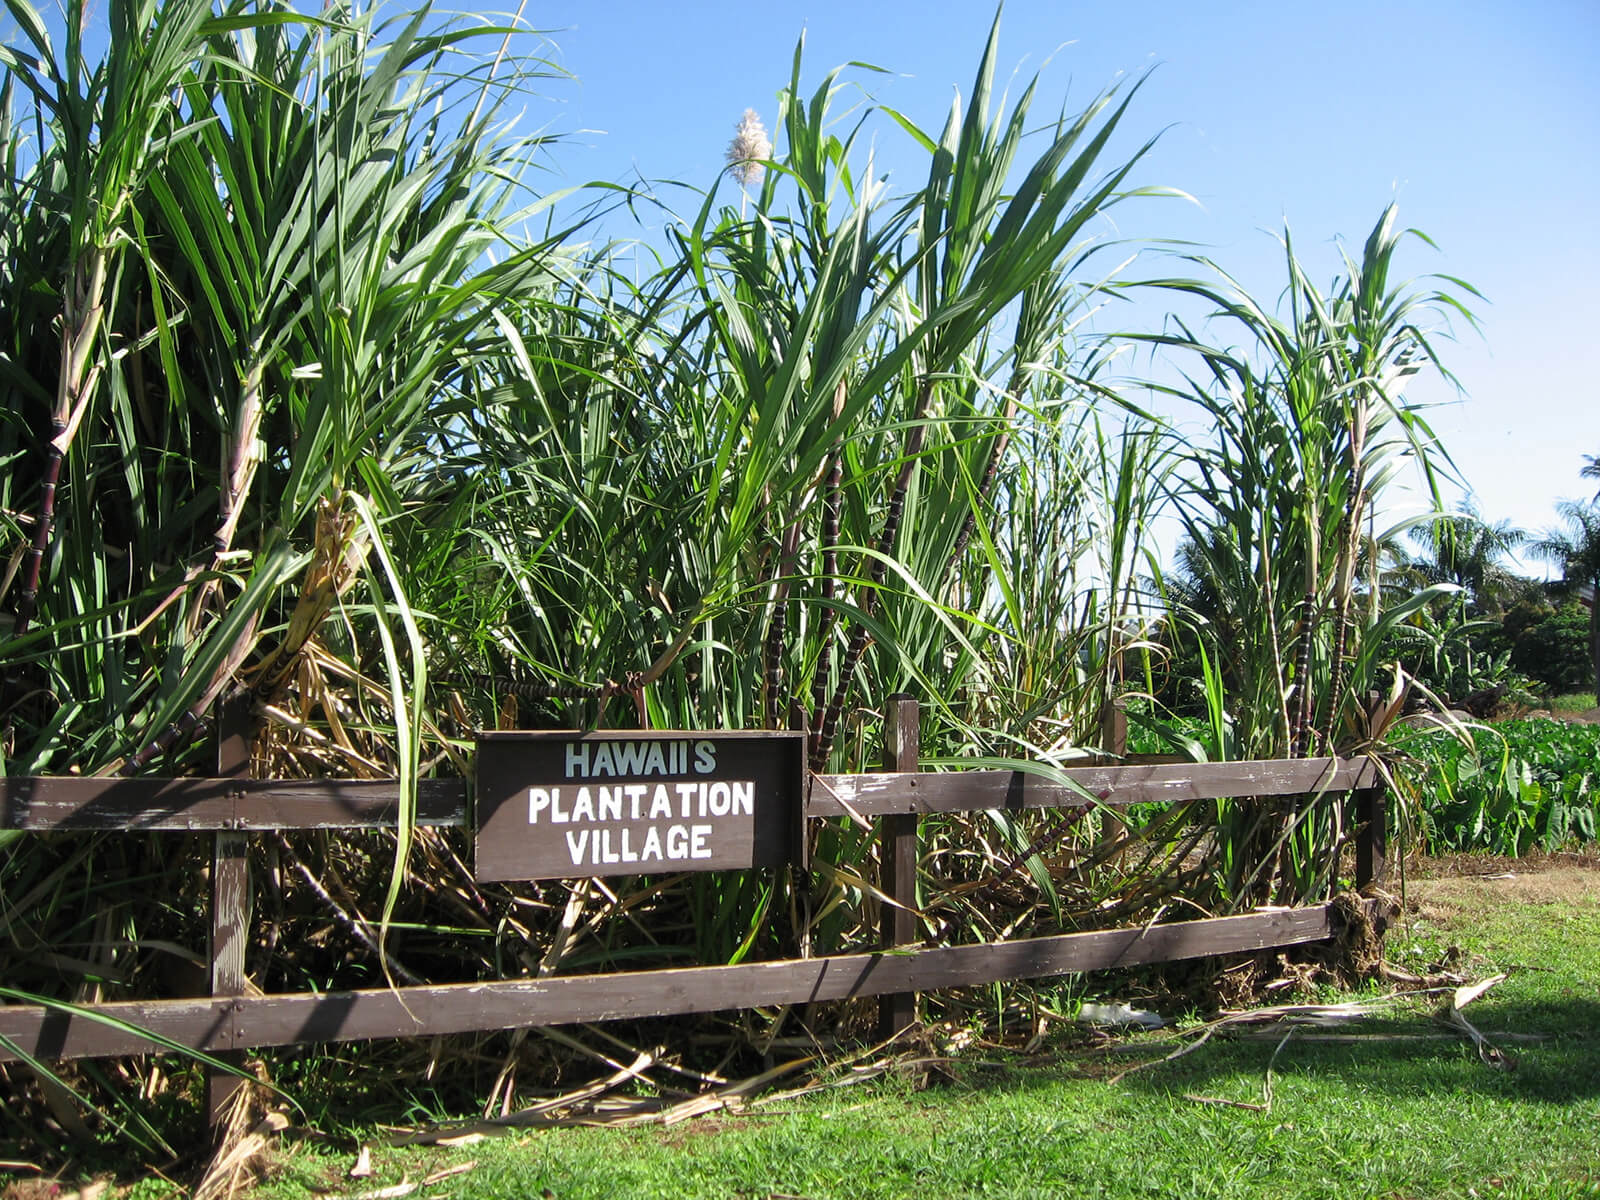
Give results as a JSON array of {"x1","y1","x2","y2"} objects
[
  {"x1": 643, "y1": 741, "x2": 667, "y2": 774},
  {"x1": 652, "y1": 785, "x2": 676, "y2": 820},
  {"x1": 565, "y1": 829, "x2": 588, "y2": 863},
  {"x1": 694, "y1": 740, "x2": 716, "y2": 774},
  {"x1": 732, "y1": 781, "x2": 754, "y2": 816},
  {"x1": 564, "y1": 743, "x2": 590, "y2": 778},
  {"x1": 614, "y1": 741, "x2": 646, "y2": 774},
  {"x1": 691, "y1": 824, "x2": 712, "y2": 859},
  {"x1": 641, "y1": 825, "x2": 663, "y2": 862},
  {"x1": 528, "y1": 787, "x2": 550, "y2": 824}
]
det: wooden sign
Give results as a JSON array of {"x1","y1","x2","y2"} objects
[{"x1": 474, "y1": 731, "x2": 805, "y2": 881}]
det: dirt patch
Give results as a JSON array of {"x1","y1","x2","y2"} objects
[
  {"x1": 1407, "y1": 865, "x2": 1600, "y2": 930},
  {"x1": 1495, "y1": 705, "x2": 1600, "y2": 724},
  {"x1": 1408, "y1": 846, "x2": 1600, "y2": 879}
]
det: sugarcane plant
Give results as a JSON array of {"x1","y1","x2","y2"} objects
[{"x1": 1147, "y1": 206, "x2": 1478, "y2": 905}]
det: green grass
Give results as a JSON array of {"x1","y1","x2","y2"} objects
[
  {"x1": 1548, "y1": 692, "x2": 1598, "y2": 713},
  {"x1": 126, "y1": 865, "x2": 1598, "y2": 1200}
]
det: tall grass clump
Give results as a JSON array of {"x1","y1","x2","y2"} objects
[
  {"x1": 0, "y1": 0, "x2": 579, "y2": 1146},
  {"x1": 410, "y1": 15, "x2": 1179, "y2": 962},
  {"x1": 1148, "y1": 208, "x2": 1478, "y2": 904}
]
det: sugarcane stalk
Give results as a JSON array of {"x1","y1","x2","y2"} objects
[
  {"x1": 1289, "y1": 591, "x2": 1318, "y2": 758},
  {"x1": 12, "y1": 249, "x2": 109, "y2": 638},
  {"x1": 763, "y1": 518, "x2": 804, "y2": 729},
  {"x1": 811, "y1": 378, "x2": 934, "y2": 770},
  {"x1": 808, "y1": 381, "x2": 848, "y2": 742},
  {"x1": 1258, "y1": 533, "x2": 1293, "y2": 750},
  {"x1": 1323, "y1": 402, "x2": 1370, "y2": 750},
  {"x1": 214, "y1": 355, "x2": 265, "y2": 561},
  {"x1": 944, "y1": 361, "x2": 1028, "y2": 590}
]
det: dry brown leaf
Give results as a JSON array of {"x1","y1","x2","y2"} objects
[
  {"x1": 437, "y1": 1132, "x2": 491, "y2": 1147},
  {"x1": 345, "y1": 1180, "x2": 417, "y2": 1200},
  {"x1": 194, "y1": 1111, "x2": 291, "y2": 1200},
  {"x1": 421, "y1": 1163, "x2": 478, "y2": 1186},
  {"x1": 1182, "y1": 1093, "x2": 1267, "y2": 1112},
  {"x1": 1442, "y1": 975, "x2": 1515, "y2": 1069},
  {"x1": 349, "y1": 1146, "x2": 374, "y2": 1179},
  {"x1": 1451, "y1": 973, "x2": 1506, "y2": 1011}
]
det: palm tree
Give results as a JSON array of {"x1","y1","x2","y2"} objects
[
  {"x1": 1527, "y1": 500, "x2": 1600, "y2": 692},
  {"x1": 1408, "y1": 505, "x2": 1526, "y2": 615},
  {"x1": 1582, "y1": 454, "x2": 1600, "y2": 503}
]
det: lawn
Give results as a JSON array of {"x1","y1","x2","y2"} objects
[{"x1": 138, "y1": 859, "x2": 1599, "y2": 1200}]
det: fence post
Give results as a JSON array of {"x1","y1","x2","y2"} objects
[
  {"x1": 878, "y1": 694, "x2": 919, "y2": 1041},
  {"x1": 208, "y1": 697, "x2": 252, "y2": 1134},
  {"x1": 1099, "y1": 695, "x2": 1127, "y2": 758},
  {"x1": 1354, "y1": 694, "x2": 1388, "y2": 898},
  {"x1": 1354, "y1": 784, "x2": 1387, "y2": 890}
]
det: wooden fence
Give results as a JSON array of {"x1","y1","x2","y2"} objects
[{"x1": 0, "y1": 697, "x2": 1388, "y2": 1120}]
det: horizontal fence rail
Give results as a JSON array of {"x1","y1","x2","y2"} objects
[
  {"x1": 0, "y1": 777, "x2": 468, "y2": 831},
  {"x1": 1, "y1": 757, "x2": 1378, "y2": 832},
  {"x1": 0, "y1": 903, "x2": 1347, "y2": 1063},
  {"x1": 808, "y1": 757, "x2": 1377, "y2": 820}
]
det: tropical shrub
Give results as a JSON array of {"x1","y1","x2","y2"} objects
[
  {"x1": 1509, "y1": 600, "x2": 1595, "y2": 696},
  {"x1": 1380, "y1": 595, "x2": 1540, "y2": 713},
  {"x1": 1397, "y1": 719, "x2": 1600, "y2": 854}
]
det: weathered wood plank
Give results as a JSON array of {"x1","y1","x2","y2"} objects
[
  {"x1": 808, "y1": 757, "x2": 1376, "y2": 819},
  {"x1": 1099, "y1": 697, "x2": 1128, "y2": 757},
  {"x1": 207, "y1": 699, "x2": 251, "y2": 1129},
  {"x1": 0, "y1": 777, "x2": 468, "y2": 831},
  {"x1": 0, "y1": 905, "x2": 1340, "y2": 1062},
  {"x1": 878, "y1": 695, "x2": 919, "y2": 1040}
]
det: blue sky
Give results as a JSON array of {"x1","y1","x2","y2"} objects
[{"x1": 532, "y1": 0, "x2": 1599, "y2": 572}]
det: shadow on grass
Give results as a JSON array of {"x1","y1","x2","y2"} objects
[{"x1": 1036, "y1": 992, "x2": 1600, "y2": 1107}]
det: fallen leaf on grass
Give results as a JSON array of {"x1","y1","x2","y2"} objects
[
  {"x1": 436, "y1": 1133, "x2": 490, "y2": 1147},
  {"x1": 1443, "y1": 974, "x2": 1514, "y2": 1069},
  {"x1": 345, "y1": 1180, "x2": 416, "y2": 1200},
  {"x1": 1182, "y1": 1093, "x2": 1267, "y2": 1112},
  {"x1": 350, "y1": 1147, "x2": 374, "y2": 1179},
  {"x1": 421, "y1": 1163, "x2": 477, "y2": 1186},
  {"x1": 1452, "y1": 973, "x2": 1506, "y2": 1011}
]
